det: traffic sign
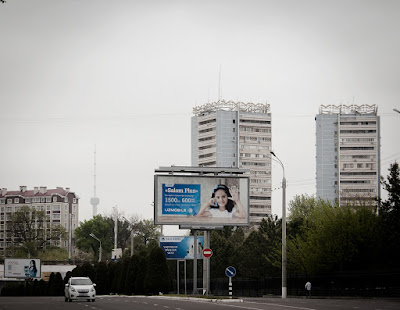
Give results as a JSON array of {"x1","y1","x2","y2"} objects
[
  {"x1": 225, "y1": 266, "x2": 236, "y2": 277},
  {"x1": 202, "y1": 248, "x2": 213, "y2": 258}
]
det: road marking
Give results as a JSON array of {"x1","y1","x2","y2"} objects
[{"x1": 219, "y1": 301, "x2": 317, "y2": 310}]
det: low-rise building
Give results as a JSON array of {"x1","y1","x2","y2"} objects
[{"x1": 0, "y1": 186, "x2": 79, "y2": 257}]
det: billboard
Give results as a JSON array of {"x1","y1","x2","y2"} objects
[
  {"x1": 154, "y1": 175, "x2": 249, "y2": 227},
  {"x1": 159, "y1": 236, "x2": 204, "y2": 260},
  {"x1": 4, "y1": 258, "x2": 41, "y2": 279}
]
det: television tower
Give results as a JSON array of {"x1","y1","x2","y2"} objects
[{"x1": 90, "y1": 145, "x2": 100, "y2": 217}]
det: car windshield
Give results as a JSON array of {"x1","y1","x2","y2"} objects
[{"x1": 71, "y1": 279, "x2": 92, "y2": 285}]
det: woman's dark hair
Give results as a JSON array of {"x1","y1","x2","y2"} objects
[
  {"x1": 30, "y1": 260, "x2": 37, "y2": 273},
  {"x1": 211, "y1": 184, "x2": 235, "y2": 212}
]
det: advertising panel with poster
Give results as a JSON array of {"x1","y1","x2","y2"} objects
[
  {"x1": 154, "y1": 175, "x2": 249, "y2": 227},
  {"x1": 159, "y1": 236, "x2": 204, "y2": 260},
  {"x1": 4, "y1": 258, "x2": 41, "y2": 279}
]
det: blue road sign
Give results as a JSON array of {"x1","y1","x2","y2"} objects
[{"x1": 225, "y1": 266, "x2": 236, "y2": 277}]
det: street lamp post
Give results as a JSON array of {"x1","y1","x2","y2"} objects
[
  {"x1": 89, "y1": 233, "x2": 102, "y2": 263},
  {"x1": 123, "y1": 217, "x2": 136, "y2": 256},
  {"x1": 270, "y1": 151, "x2": 287, "y2": 299}
]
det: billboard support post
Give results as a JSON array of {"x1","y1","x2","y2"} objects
[
  {"x1": 193, "y1": 230, "x2": 198, "y2": 295},
  {"x1": 177, "y1": 260, "x2": 179, "y2": 294},
  {"x1": 203, "y1": 230, "x2": 207, "y2": 295},
  {"x1": 176, "y1": 260, "x2": 187, "y2": 295},
  {"x1": 207, "y1": 230, "x2": 211, "y2": 296}
]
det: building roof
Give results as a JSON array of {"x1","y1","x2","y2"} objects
[
  {"x1": 0, "y1": 187, "x2": 76, "y2": 198},
  {"x1": 319, "y1": 104, "x2": 378, "y2": 115},
  {"x1": 193, "y1": 99, "x2": 270, "y2": 116}
]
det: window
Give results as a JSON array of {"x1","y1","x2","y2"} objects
[
  {"x1": 53, "y1": 196, "x2": 57, "y2": 202},
  {"x1": 64, "y1": 197, "x2": 68, "y2": 203},
  {"x1": 53, "y1": 205, "x2": 60, "y2": 211},
  {"x1": 6, "y1": 206, "x2": 12, "y2": 212},
  {"x1": 0, "y1": 199, "x2": 5, "y2": 204},
  {"x1": 46, "y1": 197, "x2": 51, "y2": 202},
  {"x1": 25, "y1": 198, "x2": 31, "y2": 203},
  {"x1": 41, "y1": 197, "x2": 45, "y2": 203},
  {"x1": 14, "y1": 198, "x2": 19, "y2": 203},
  {"x1": 7, "y1": 199, "x2": 12, "y2": 204}
]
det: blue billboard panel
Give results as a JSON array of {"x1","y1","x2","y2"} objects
[
  {"x1": 159, "y1": 236, "x2": 204, "y2": 260},
  {"x1": 162, "y1": 184, "x2": 201, "y2": 216}
]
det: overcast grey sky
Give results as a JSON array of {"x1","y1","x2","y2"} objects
[{"x1": 1, "y1": 0, "x2": 399, "y2": 236}]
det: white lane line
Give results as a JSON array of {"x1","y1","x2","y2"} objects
[{"x1": 219, "y1": 301, "x2": 317, "y2": 310}]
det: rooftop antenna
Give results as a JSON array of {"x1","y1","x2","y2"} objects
[
  {"x1": 218, "y1": 64, "x2": 222, "y2": 102},
  {"x1": 90, "y1": 145, "x2": 100, "y2": 217}
]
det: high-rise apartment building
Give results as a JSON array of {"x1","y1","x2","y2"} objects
[
  {"x1": 316, "y1": 104, "x2": 380, "y2": 206},
  {"x1": 0, "y1": 186, "x2": 79, "y2": 257},
  {"x1": 191, "y1": 100, "x2": 272, "y2": 225}
]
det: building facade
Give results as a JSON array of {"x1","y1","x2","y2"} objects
[
  {"x1": 0, "y1": 186, "x2": 79, "y2": 257},
  {"x1": 316, "y1": 104, "x2": 380, "y2": 206},
  {"x1": 192, "y1": 100, "x2": 272, "y2": 225}
]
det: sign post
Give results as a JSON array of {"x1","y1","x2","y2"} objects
[{"x1": 225, "y1": 266, "x2": 236, "y2": 299}]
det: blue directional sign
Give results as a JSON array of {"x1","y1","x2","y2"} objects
[{"x1": 225, "y1": 266, "x2": 236, "y2": 277}]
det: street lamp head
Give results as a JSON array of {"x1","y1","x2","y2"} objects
[{"x1": 270, "y1": 151, "x2": 276, "y2": 157}]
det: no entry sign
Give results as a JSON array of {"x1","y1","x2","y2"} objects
[{"x1": 202, "y1": 248, "x2": 213, "y2": 258}]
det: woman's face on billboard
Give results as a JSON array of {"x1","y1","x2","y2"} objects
[{"x1": 214, "y1": 189, "x2": 228, "y2": 208}]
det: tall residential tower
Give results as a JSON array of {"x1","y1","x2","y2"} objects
[
  {"x1": 191, "y1": 100, "x2": 272, "y2": 225},
  {"x1": 316, "y1": 104, "x2": 380, "y2": 206}
]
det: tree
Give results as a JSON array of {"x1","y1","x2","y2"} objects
[
  {"x1": 381, "y1": 161, "x2": 400, "y2": 213},
  {"x1": 74, "y1": 215, "x2": 114, "y2": 260},
  {"x1": 74, "y1": 214, "x2": 148, "y2": 261},
  {"x1": 379, "y1": 161, "x2": 400, "y2": 266},
  {"x1": 135, "y1": 219, "x2": 161, "y2": 245},
  {"x1": 286, "y1": 199, "x2": 380, "y2": 275},
  {"x1": 94, "y1": 262, "x2": 108, "y2": 295},
  {"x1": 9, "y1": 206, "x2": 67, "y2": 256},
  {"x1": 144, "y1": 246, "x2": 170, "y2": 294}
]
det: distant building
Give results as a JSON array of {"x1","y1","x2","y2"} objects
[
  {"x1": 0, "y1": 186, "x2": 79, "y2": 257},
  {"x1": 192, "y1": 100, "x2": 272, "y2": 226},
  {"x1": 316, "y1": 105, "x2": 380, "y2": 206}
]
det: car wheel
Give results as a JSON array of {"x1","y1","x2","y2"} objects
[
  {"x1": 65, "y1": 297, "x2": 68, "y2": 302},
  {"x1": 68, "y1": 298, "x2": 72, "y2": 302},
  {"x1": 92, "y1": 299, "x2": 95, "y2": 302}
]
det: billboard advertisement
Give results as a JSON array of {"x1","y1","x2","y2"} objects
[
  {"x1": 159, "y1": 236, "x2": 204, "y2": 260},
  {"x1": 154, "y1": 175, "x2": 249, "y2": 227},
  {"x1": 4, "y1": 258, "x2": 41, "y2": 279}
]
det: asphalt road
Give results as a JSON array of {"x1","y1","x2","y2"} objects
[{"x1": 0, "y1": 296, "x2": 399, "y2": 310}]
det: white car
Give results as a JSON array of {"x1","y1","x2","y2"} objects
[{"x1": 65, "y1": 277, "x2": 96, "y2": 302}]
